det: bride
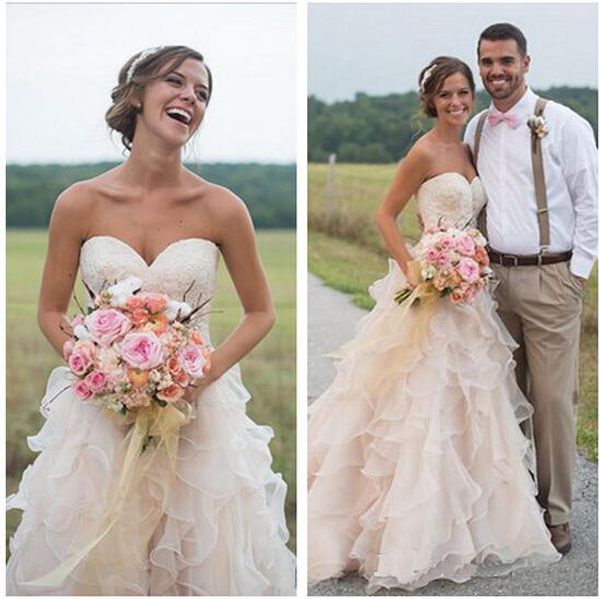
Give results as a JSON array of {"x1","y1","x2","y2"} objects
[
  {"x1": 308, "y1": 56, "x2": 560, "y2": 593},
  {"x1": 7, "y1": 45, "x2": 295, "y2": 595}
]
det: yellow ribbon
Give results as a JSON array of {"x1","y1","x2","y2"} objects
[{"x1": 22, "y1": 402, "x2": 192, "y2": 589}]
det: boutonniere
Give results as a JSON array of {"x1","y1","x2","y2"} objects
[{"x1": 527, "y1": 115, "x2": 549, "y2": 139}]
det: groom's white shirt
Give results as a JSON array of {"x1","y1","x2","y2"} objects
[{"x1": 465, "y1": 87, "x2": 598, "y2": 278}]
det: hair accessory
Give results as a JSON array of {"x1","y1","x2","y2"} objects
[
  {"x1": 126, "y1": 46, "x2": 164, "y2": 84},
  {"x1": 420, "y1": 63, "x2": 438, "y2": 93}
]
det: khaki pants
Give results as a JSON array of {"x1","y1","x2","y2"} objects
[{"x1": 492, "y1": 261, "x2": 583, "y2": 525}]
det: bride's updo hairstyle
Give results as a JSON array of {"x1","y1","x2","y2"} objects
[
  {"x1": 418, "y1": 56, "x2": 475, "y2": 118},
  {"x1": 106, "y1": 45, "x2": 213, "y2": 151}
]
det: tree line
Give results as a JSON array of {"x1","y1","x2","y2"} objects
[
  {"x1": 7, "y1": 163, "x2": 295, "y2": 229},
  {"x1": 309, "y1": 87, "x2": 598, "y2": 163}
]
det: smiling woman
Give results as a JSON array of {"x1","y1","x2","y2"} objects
[{"x1": 6, "y1": 45, "x2": 296, "y2": 596}]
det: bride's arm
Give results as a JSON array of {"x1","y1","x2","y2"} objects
[
  {"x1": 196, "y1": 190, "x2": 275, "y2": 389},
  {"x1": 37, "y1": 186, "x2": 89, "y2": 357},
  {"x1": 376, "y1": 145, "x2": 430, "y2": 283}
]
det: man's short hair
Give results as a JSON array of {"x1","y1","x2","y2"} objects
[{"x1": 478, "y1": 23, "x2": 528, "y2": 57}]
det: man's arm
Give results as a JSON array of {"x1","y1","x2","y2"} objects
[{"x1": 559, "y1": 112, "x2": 598, "y2": 280}]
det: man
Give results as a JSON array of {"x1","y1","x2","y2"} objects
[{"x1": 465, "y1": 22, "x2": 597, "y2": 555}]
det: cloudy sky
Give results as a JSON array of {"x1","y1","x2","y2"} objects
[
  {"x1": 7, "y1": 3, "x2": 296, "y2": 164},
  {"x1": 309, "y1": 3, "x2": 598, "y2": 102}
]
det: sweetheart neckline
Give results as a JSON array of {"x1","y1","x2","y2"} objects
[
  {"x1": 81, "y1": 235, "x2": 218, "y2": 269},
  {"x1": 421, "y1": 172, "x2": 480, "y2": 187}
]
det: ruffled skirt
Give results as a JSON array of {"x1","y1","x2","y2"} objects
[
  {"x1": 7, "y1": 365, "x2": 295, "y2": 596},
  {"x1": 308, "y1": 260, "x2": 560, "y2": 592}
]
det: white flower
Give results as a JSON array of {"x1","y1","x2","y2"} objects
[
  {"x1": 527, "y1": 114, "x2": 549, "y2": 139},
  {"x1": 107, "y1": 277, "x2": 143, "y2": 306},
  {"x1": 421, "y1": 265, "x2": 436, "y2": 280},
  {"x1": 73, "y1": 324, "x2": 92, "y2": 341},
  {"x1": 165, "y1": 300, "x2": 193, "y2": 322}
]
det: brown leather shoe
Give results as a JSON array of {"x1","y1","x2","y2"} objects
[{"x1": 548, "y1": 523, "x2": 572, "y2": 554}]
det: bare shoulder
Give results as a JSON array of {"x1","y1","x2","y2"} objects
[
  {"x1": 400, "y1": 135, "x2": 436, "y2": 175},
  {"x1": 51, "y1": 180, "x2": 98, "y2": 235},
  {"x1": 182, "y1": 172, "x2": 253, "y2": 244},
  {"x1": 185, "y1": 171, "x2": 250, "y2": 221}
]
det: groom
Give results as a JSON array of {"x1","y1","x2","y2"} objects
[{"x1": 465, "y1": 23, "x2": 597, "y2": 554}]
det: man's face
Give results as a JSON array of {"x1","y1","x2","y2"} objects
[{"x1": 478, "y1": 38, "x2": 530, "y2": 106}]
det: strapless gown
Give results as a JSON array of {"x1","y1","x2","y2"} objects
[
  {"x1": 7, "y1": 236, "x2": 296, "y2": 596},
  {"x1": 308, "y1": 173, "x2": 560, "y2": 593}
]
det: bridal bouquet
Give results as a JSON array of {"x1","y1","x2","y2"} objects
[
  {"x1": 63, "y1": 276, "x2": 211, "y2": 413},
  {"x1": 395, "y1": 223, "x2": 494, "y2": 306}
]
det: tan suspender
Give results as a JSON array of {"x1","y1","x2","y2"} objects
[
  {"x1": 473, "y1": 98, "x2": 549, "y2": 251},
  {"x1": 531, "y1": 98, "x2": 550, "y2": 249}
]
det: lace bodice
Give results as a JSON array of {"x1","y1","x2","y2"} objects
[
  {"x1": 417, "y1": 172, "x2": 486, "y2": 230},
  {"x1": 79, "y1": 236, "x2": 219, "y2": 340}
]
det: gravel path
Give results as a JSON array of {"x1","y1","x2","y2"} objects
[{"x1": 308, "y1": 272, "x2": 598, "y2": 596}]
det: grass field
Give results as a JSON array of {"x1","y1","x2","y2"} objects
[
  {"x1": 308, "y1": 162, "x2": 598, "y2": 461},
  {"x1": 6, "y1": 229, "x2": 296, "y2": 551}
]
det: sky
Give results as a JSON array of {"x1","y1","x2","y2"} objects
[
  {"x1": 309, "y1": 3, "x2": 598, "y2": 102},
  {"x1": 7, "y1": 3, "x2": 296, "y2": 164}
]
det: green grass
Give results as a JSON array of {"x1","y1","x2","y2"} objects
[
  {"x1": 309, "y1": 163, "x2": 598, "y2": 461},
  {"x1": 6, "y1": 229, "x2": 296, "y2": 551}
]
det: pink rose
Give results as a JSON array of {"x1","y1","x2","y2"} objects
[
  {"x1": 456, "y1": 234, "x2": 476, "y2": 257},
  {"x1": 424, "y1": 248, "x2": 440, "y2": 264},
  {"x1": 68, "y1": 341, "x2": 95, "y2": 376},
  {"x1": 85, "y1": 309, "x2": 132, "y2": 347},
  {"x1": 458, "y1": 258, "x2": 480, "y2": 284},
  {"x1": 120, "y1": 332, "x2": 165, "y2": 370},
  {"x1": 85, "y1": 370, "x2": 107, "y2": 393},
  {"x1": 438, "y1": 236, "x2": 455, "y2": 251},
  {"x1": 73, "y1": 379, "x2": 93, "y2": 400},
  {"x1": 156, "y1": 384, "x2": 185, "y2": 403},
  {"x1": 63, "y1": 339, "x2": 76, "y2": 361},
  {"x1": 436, "y1": 252, "x2": 451, "y2": 269},
  {"x1": 178, "y1": 343, "x2": 208, "y2": 379}
]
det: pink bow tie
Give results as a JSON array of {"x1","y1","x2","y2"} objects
[{"x1": 487, "y1": 110, "x2": 519, "y2": 128}]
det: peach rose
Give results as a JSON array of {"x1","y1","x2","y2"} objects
[
  {"x1": 474, "y1": 245, "x2": 490, "y2": 266},
  {"x1": 142, "y1": 293, "x2": 168, "y2": 314},
  {"x1": 128, "y1": 368, "x2": 150, "y2": 389},
  {"x1": 148, "y1": 313, "x2": 169, "y2": 335},
  {"x1": 156, "y1": 384, "x2": 185, "y2": 403},
  {"x1": 130, "y1": 308, "x2": 150, "y2": 327},
  {"x1": 126, "y1": 296, "x2": 146, "y2": 311}
]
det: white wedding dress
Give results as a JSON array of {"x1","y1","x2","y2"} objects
[
  {"x1": 7, "y1": 236, "x2": 296, "y2": 596},
  {"x1": 308, "y1": 173, "x2": 560, "y2": 592}
]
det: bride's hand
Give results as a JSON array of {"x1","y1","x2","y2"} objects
[
  {"x1": 404, "y1": 260, "x2": 422, "y2": 290},
  {"x1": 182, "y1": 375, "x2": 213, "y2": 404}
]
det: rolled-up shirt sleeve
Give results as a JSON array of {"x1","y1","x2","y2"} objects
[{"x1": 559, "y1": 114, "x2": 598, "y2": 278}]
